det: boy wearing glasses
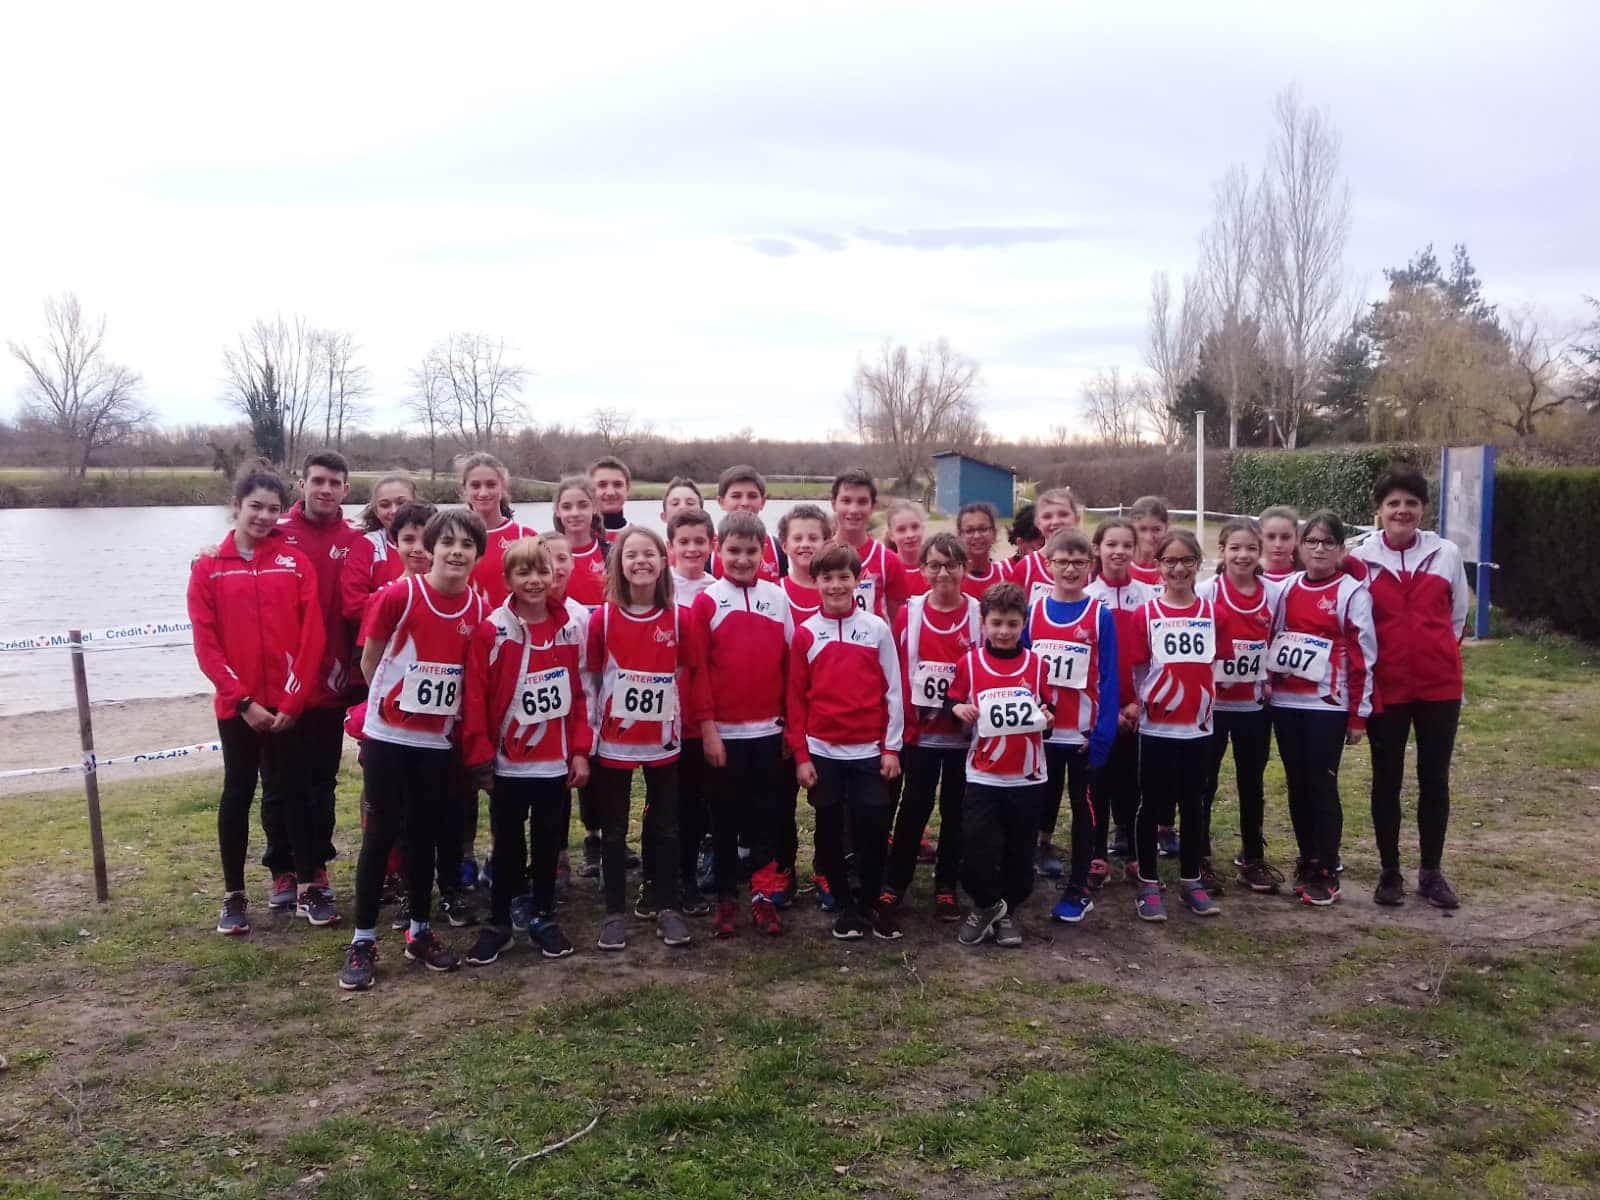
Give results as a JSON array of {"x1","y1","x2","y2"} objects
[{"x1": 1025, "y1": 530, "x2": 1121, "y2": 919}]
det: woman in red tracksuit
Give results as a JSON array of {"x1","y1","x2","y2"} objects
[
  {"x1": 340, "y1": 472, "x2": 419, "y2": 624},
  {"x1": 188, "y1": 467, "x2": 327, "y2": 937}
]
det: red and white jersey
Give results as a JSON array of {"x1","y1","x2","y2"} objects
[
  {"x1": 341, "y1": 529, "x2": 406, "y2": 624},
  {"x1": 689, "y1": 578, "x2": 792, "y2": 739},
  {"x1": 462, "y1": 601, "x2": 593, "y2": 779},
  {"x1": 471, "y1": 519, "x2": 538, "y2": 610},
  {"x1": 1269, "y1": 572, "x2": 1377, "y2": 729},
  {"x1": 961, "y1": 559, "x2": 1011, "y2": 603},
  {"x1": 361, "y1": 576, "x2": 487, "y2": 750},
  {"x1": 1010, "y1": 551, "x2": 1054, "y2": 607},
  {"x1": 566, "y1": 538, "x2": 609, "y2": 609},
  {"x1": 586, "y1": 603, "x2": 703, "y2": 767},
  {"x1": 948, "y1": 646, "x2": 1050, "y2": 788},
  {"x1": 844, "y1": 539, "x2": 910, "y2": 622},
  {"x1": 672, "y1": 570, "x2": 714, "y2": 606},
  {"x1": 782, "y1": 575, "x2": 822, "y2": 623},
  {"x1": 711, "y1": 533, "x2": 785, "y2": 585},
  {"x1": 1130, "y1": 595, "x2": 1219, "y2": 741},
  {"x1": 1349, "y1": 530, "x2": 1466, "y2": 706},
  {"x1": 1261, "y1": 568, "x2": 1297, "y2": 587},
  {"x1": 785, "y1": 609, "x2": 903, "y2": 763},
  {"x1": 1198, "y1": 573, "x2": 1282, "y2": 713},
  {"x1": 1027, "y1": 594, "x2": 1108, "y2": 746},
  {"x1": 1128, "y1": 560, "x2": 1163, "y2": 587},
  {"x1": 894, "y1": 595, "x2": 980, "y2": 749},
  {"x1": 1085, "y1": 575, "x2": 1161, "y2": 707},
  {"x1": 894, "y1": 554, "x2": 930, "y2": 598}
]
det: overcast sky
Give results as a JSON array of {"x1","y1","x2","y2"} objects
[{"x1": 2, "y1": 1, "x2": 1594, "y2": 441}]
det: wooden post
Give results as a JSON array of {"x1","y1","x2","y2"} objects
[{"x1": 70, "y1": 630, "x2": 110, "y2": 903}]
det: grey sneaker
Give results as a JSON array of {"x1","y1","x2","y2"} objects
[
  {"x1": 656, "y1": 909, "x2": 692, "y2": 947},
  {"x1": 958, "y1": 899, "x2": 1007, "y2": 947},
  {"x1": 1135, "y1": 880, "x2": 1167, "y2": 922},
  {"x1": 216, "y1": 892, "x2": 251, "y2": 936},
  {"x1": 1179, "y1": 879, "x2": 1220, "y2": 917},
  {"x1": 598, "y1": 913, "x2": 628, "y2": 951},
  {"x1": 295, "y1": 887, "x2": 340, "y2": 927},
  {"x1": 1416, "y1": 868, "x2": 1459, "y2": 910},
  {"x1": 993, "y1": 913, "x2": 1023, "y2": 947},
  {"x1": 438, "y1": 890, "x2": 479, "y2": 928},
  {"x1": 1374, "y1": 868, "x2": 1406, "y2": 907},
  {"x1": 339, "y1": 938, "x2": 377, "y2": 991}
]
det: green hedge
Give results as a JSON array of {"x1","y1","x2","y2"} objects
[
  {"x1": 1229, "y1": 445, "x2": 1434, "y2": 525},
  {"x1": 1492, "y1": 467, "x2": 1600, "y2": 640}
]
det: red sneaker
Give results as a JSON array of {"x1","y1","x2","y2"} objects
[
  {"x1": 713, "y1": 899, "x2": 738, "y2": 938},
  {"x1": 934, "y1": 890, "x2": 960, "y2": 922},
  {"x1": 751, "y1": 898, "x2": 782, "y2": 936}
]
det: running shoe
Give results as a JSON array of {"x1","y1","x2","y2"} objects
[
  {"x1": 1135, "y1": 881, "x2": 1167, "y2": 922},
  {"x1": 339, "y1": 938, "x2": 377, "y2": 991},
  {"x1": 1157, "y1": 826, "x2": 1181, "y2": 859},
  {"x1": 871, "y1": 906, "x2": 903, "y2": 941},
  {"x1": 268, "y1": 873, "x2": 297, "y2": 912},
  {"x1": 918, "y1": 837, "x2": 938, "y2": 865},
  {"x1": 713, "y1": 899, "x2": 738, "y2": 938},
  {"x1": 958, "y1": 899, "x2": 1007, "y2": 947},
  {"x1": 1036, "y1": 843, "x2": 1065, "y2": 879},
  {"x1": 530, "y1": 918, "x2": 574, "y2": 959},
  {"x1": 1198, "y1": 859, "x2": 1226, "y2": 897},
  {"x1": 465, "y1": 926, "x2": 513, "y2": 966},
  {"x1": 1301, "y1": 871, "x2": 1340, "y2": 908},
  {"x1": 934, "y1": 890, "x2": 960, "y2": 922},
  {"x1": 814, "y1": 874, "x2": 840, "y2": 914},
  {"x1": 679, "y1": 882, "x2": 710, "y2": 918},
  {"x1": 1179, "y1": 879, "x2": 1220, "y2": 917},
  {"x1": 459, "y1": 858, "x2": 479, "y2": 892},
  {"x1": 751, "y1": 897, "x2": 782, "y2": 936},
  {"x1": 1373, "y1": 868, "x2": 1406, "y2": 907},
  {"x1": 404, "y1": 927, "x2": 459, "y2": 971},
  {"x1": 1087, "y1": 859, "x2": 1110, "y2": 891},
  {"x1": 633, "y1": 883, "x2": 658, "y2": 920},
  {"x1": 438, "y1": 890, "x2": 479, "y2": 928},
  {"x1": 1050, "y1": 889, "x2": 1094, "y2": 924},
  {"x1": 1416, "y1": 868, "x2": 1460, "y2": 910},
  {"x1": 313, "y1": 867, "x2": 337, "y2": 903},
  {"x1": 296, "y1": 887, "x2": 340, "y2": 927},
  {"x1": 656, "y1": 909, "x2": 692, "y2": 947},
  {"x1": 831, "y1": 909, "x2": 869, "y2": 940},
  {"x1": 510, "y1": 894, "x2": 533, "y2": 932},
  {"x1": 877, "y1": 887, "x2": 902, "y2": 911},
  {"x1": 1292, "y1": 858, "x2": 1310, "y2": 896},
  {"x1": 597, "y1": 913, "x2": 628, "y2": 951},
  {"x1": 579, "y1": 833, "x2": 602, "y2": 878},
  {"x1": 216, "y1": 892, "x2": 250, "y2": 936},
  {"x1": 1236, "y1": 858, "x2": 1285, "y2": 895},
  {"x1": 992, "y1": 913, "x2": 1023, "y2": 947}
]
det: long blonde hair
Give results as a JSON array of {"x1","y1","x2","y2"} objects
[{"x1": 358, "y1": 471, "x2": 417, "y2": 532}]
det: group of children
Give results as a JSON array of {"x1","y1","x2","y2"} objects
[{"x1": 186, "y1": 451, "x2": 1470, "y2": 992}]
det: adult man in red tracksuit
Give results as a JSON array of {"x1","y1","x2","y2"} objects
[{"x1": 261, "y1": 451, "x2": 361, "y2": 906}]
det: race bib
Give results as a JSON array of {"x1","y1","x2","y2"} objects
[
  {"x1": 854, "y1": 575, "x2": 876, "y2": 615},
  {"x1": 1269, "y1": 631, "x2": 1333, "y2": 682},
  {"x1": 1150, "y1": 617, "x2": 1215, "y2": 665},
  {"x1": 976, "y1": 686, "x2": 1049, "y2": 738},
  {"x1": 609, "y1": 669, "x2": 676, "y2": 722},
  {"x1": 1214, "y1": 639, "x2": 1267, "y2": 684},
  {"x1": 399, "y1": 662, "x2": 463, "y2": 716},
  {"x1": 910, "y1": 660, "x2": 957, "y2": 708},
  {"x1": 1033, "y1": 639, "x2": 1090, "y2": 690},
  {"x1": 514, "y1": 667, "x2": 572, "y2": 725}
]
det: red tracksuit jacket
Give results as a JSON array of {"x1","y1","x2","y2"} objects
[
  {"x1": 187, "y1": 528, "x2": 326, "y2": 720},
  {"x1": 1349, "y1": 531, "x2": 1467, "y2": 706},
  {"x1": 275, "y1": 502, "x2": 361, "y2": 706},
  {"x1": 688, "y1": 577, "x2": 793, "y2": 740},
  {"x1": 341, "y1": 529, "x2": 405, "y2": 623},
  {"x1": 785, "y1": 609, "x2": 904, "y2": 764}
]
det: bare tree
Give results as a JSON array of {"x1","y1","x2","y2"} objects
[
  {"x1": 843, "y1": 338, "x2": 984, "y2": 492},
  {"x1": 1143, "y1": 271, "x2": 1205, "y2": 452},
  {"x1": 425, "y1": 333, "x2": 528, "y2": 449},
  {"x1": 1198, "y1": 165, "x2": 1262, "y2": 449},
  {"x1": 1135, "y1": 372, "x2": 1183, "y2": 448},
  {"x1": 1485, "y1": 312, "x2": 1568, "y2": 438},
  {"x1": 222, "y1": 315, "x2": 322, "y2": 466},
  {"x1": 406, "y1": 353, "x2": 448, "y2": 479},
  {"x1": 317, "y1": 330, "x2": 369, "y2": 451},
  {"x1": 1256, "y1": 86, "x2": 1352, "y2": 447},
  {"x1": 7, "y1": 293, "x2": 151, "y2": 477},
  {"x1": 591, "y1": 406, "x2": 640, "y2": 455},
  {"x1": 1080, "y1": 367, "x2": 1141, "y2": 449}
]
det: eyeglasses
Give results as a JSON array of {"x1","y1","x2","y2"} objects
[
  {"x1": 1049, "y1": 556, "x2": 1092, "y2": 569},
  {"x1": 923, "y1": 561, "x2": 961, "y2": 575},
  {"x1": 1158, "y1": 556, "x2": 1200, "y2": 569},
  {"x1": 958, "y1": 526, "x2": 995, "y2": 538},
  {"x1": 1301, "y1": 537, "x2": 1339, "y2": 550}
]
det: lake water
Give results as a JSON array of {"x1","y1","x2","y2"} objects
[{"x1": 0, "y1": 500, "x2": 808, "y2": 716}]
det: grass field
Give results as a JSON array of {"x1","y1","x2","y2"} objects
[{"x1": 1, "y1": 634, "x2": 1598, "y2": 1198}]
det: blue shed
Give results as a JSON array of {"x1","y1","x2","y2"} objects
[{"x1": 931, "y1": 451, "x2": 1016, "y2": 519}]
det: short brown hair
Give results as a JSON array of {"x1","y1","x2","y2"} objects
[
  {"x1": 587, "y1": 455, "x2": 631, "y2": 484},
  {"x1": 920, "y1": 532, "x2": 966, "y2": 566},
  {"x1": 423, "y1": 507, "x2": 487, "y2": 557},
  {"x1": 778, "y1": 503, "x2": 833, "y2": 542},
  {"x1": 717, "y1": 464, "x2": 766, "y2": 498},
  {"x1": 1045, "y1": 529, "x2": 1092, "y2": 559},
  {"x1": 830, "y1": 468, "x2": 877, "y2": 504},
  {"x1": 810, "y1": 542, "x2": 861, "y2": 580},
  {"x1": 667, "y1": 508, "x2": 715, "y2": 541},
  {"x1": 717, "y1": 511, "x2": 767, "y2": 545},
  {"x1": 979, "y1": 580, "x2": 1027, "y2": 618}
]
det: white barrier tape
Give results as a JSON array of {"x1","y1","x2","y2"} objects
[
  {"x1": 0, "y1": 619, "x2": 193, "y2": 653},
  {"x1": 0, "y1": 740, "x2": 222, "y2": 780}
]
